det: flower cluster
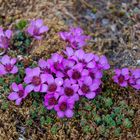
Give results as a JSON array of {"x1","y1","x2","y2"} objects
[
  {"x1": 59, "y1": 27, "x2": 90, "y2": 49},
  {"x1": 7, "y1": 46, "x2": 110, "y2": 118},
  {"x1": 0, "y1": 19, "x2": 48, "y2": 51},
  {"x1": 0, "y1": 27, "x2": 12, "y2": 49},
  {"x1": 5, "y1": 24, "x2": 110, "y2": 118},
  {"x1": 2, "y1": 19, "x2": 139, "y2": 119},
  {"x1": 36, "y1": 47, "x2": 109, "y2": 118},
  {"x1": 113, "y1": 68, "x2": 140, "y2": 89}
]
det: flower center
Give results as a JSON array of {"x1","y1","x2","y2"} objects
[
  {"x1": 43, "y1": 67, "x2": 51, "y2": 73},
  {"x1": 64, "y1": 87, "x2": 74, "y2": 96},
  {"x1": 48, "y1": 97, "x2": 57, "y2": 105},
  {"x1": 118, "y1": 75, "x2": 124, "y2": 83},
  {"x1": 1, "y1": 36, "x2": 8, "y2": 46},
  {"x1": 81, "y1": 84, "x2": 90, "y2": 94},
  {"x1": 54, "y1": 62, "x2": 60, "y2": 70},
  {"x1": 80, "y1": 59, "x2": 86, "y2": 65},
  {"x1": 32, "y1": 76, "x2": 41, "y2": 86},
  {"x1": 59, "y1": 102, "x2": 67, "y2": 111},
  {"x1": 89, "y1": 72, "x2": 95, "y2": 79},
  {"x1": 33, "y1": 27, "x2": 40, "y2": 35},
  {"x1": 72, "y1": 70, "x2": 81, "y2": 80},
  {"x1": 5, "y1": 64, "x2": 13, "y2": 72},
  {"x1": 18, "y1": 90, "x2": 24, "y2": 98},
  {"x1": 48, "y1": 83, "x2": 57, "y2": 92}
]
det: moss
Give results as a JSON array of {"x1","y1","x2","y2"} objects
[{"x1": 15, "y1": 19, "x2": 27, "y2": 30}]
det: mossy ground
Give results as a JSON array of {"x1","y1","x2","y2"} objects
[{"x1": 0, "y1": 69, "x2": 140, "y2": 139}]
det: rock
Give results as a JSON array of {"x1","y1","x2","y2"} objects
[
  {"x1": 102, "y1": 18, "x2": 109, "y2": 26},
  {"x1": 136, "y1": 60, "x2": 140, "y2": 65}
]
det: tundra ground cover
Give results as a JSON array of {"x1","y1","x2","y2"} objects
[{"x1": 0, "y1": 1, "x2": 140, "y2": 139}]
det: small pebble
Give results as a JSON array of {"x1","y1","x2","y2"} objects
[
  {"x1": 136, "y1": 60, "x2": 140, "y2": 65},
  {"x1": 102, "y1": 18, "x2": 109, "y2": 26}
]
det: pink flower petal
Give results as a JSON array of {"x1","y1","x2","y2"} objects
[
  {"x1": 81, "y1": 69, "x2": 89, "y2": 76},
  {"x1": 11, "y1": 83, "x2": 19, "y2": 92},
  {"x1": 120, "y1": 81, "x2": 127, "y2": 87},
  {"x1": 65, "y1": 47, "x2": 74, "y2": 57},
  {"x1": 10, "y1": 58, "x2": 17, "y2": 65},
  {"x1": 24, "y1": 76, "x2": 32, "y2": 84},
  {"x1": 0, "y1": 64, "x2": 6, "y2": 75},
  {"x1": 46, "y1": 74, "x2": 54, "y2": 84},
  {"x1": 78, "y1": 89, "x2": 84, "y2": 96},
  {"x1": 35, "y1": 19, "x2": 43, "y2": 27},
  {"x1": 34, "y1": 35, "x2": 42, "y2": 40},
  {"x1": 65, "y1": 109, "x2": 74, "y2": 118},
  {"x1": 40, "y1": 84, "x2": 48, "y2": 92},
  {"x1": 84, "y1": 53, "x2": 94, "y2": 63},
  {"x1": 5, "y1": 30, "x2": 12, "y2": 39},
  {"x1": 10, "y1": 66, "x2": 18, "y2": 74},
  {"x1": 121, "y1": 68, "x2": 129, "y2": 75},
  {"x1": 32, "y1": 67, "x2": 40, "y2": 76},
  {"x1": 25, "y1": 84, "x2": 34, "y2": 93},
  {"x1": 87, "y1": 62, "x2": 95, "y2": 68},
  {"x1": 56, "y1": 71, "x2": 64, "y2": 78},
  {"x1": 72, "y1": 94, "x2": 79, "y2": 101},
  {"x1": 0, "y1": 27, "x2": 4, "y2": 36},
  {"x1": 59, "y1": 96, "x2": 68, "y2": 103},
  {"x1": 86, "y1": 92, "x2": 96, "y2": 99},
  {"x1": 8, "y1": 92, "x2": 18, "y2": 100},
  {"x1": 34, "y1": 85, "x2": 41, "y2": 92},
  {"x1": 72, "y1": 84, "x2": 79, "y2": 92},
  {"x1": 55, "y1": 78, "x2": 63, "y2": 86},
  {"x1": 84, "y1": 76, "x2": 92, "y2": 85},
  {"x1": 38, "y1": 59, "x2": 47, "y2": 69},
  {"x1": 57, "y1": 111, "x2": 65, "y2": 118},
  {"x1": 75, "y1": 49, "x2": 85, "y2": 60},
  {"x1": 15, "y1": 98, "x2": 22, "y2": 105},
  {"x1": 40, "y1": 74, "x2": 48, "y2": 83},
  {"x1": 1, "y1": 55, "x2": 10, "y2": 65},
  {"x1": 27, "y1": 26, "x2": 34, "y2": 35},
  {"x1": 90, "y1": 83, "x2": 99, "y2": 91},
  {"x1": 39, "y1": 26, "x2": 48, "y2": 33}
]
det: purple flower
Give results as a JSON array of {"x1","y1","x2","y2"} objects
[
  {"x1": 54, "y1": 96, "x2": 75, "y2": 118},
  {"x1": 38, "y1": 59, "x2": 51, "y2": 74},
  {"x1": 8, "y1": 83, "x2": 29, "y2": 105},
  {"x1": 24, "y1": 67, "x2": 48, "y2": 93},
  {"x1": 78, "y1": 76, "x2": 100, "y2": 99},
  {"x1": 59, "y1": 27, "x2": 90, "y2": 49},
  {"x1": 63, "y1": 47, "x2": 74, "y2": 57},
  {"x1": 129, "y1": 69, "x2": 140, "y2": 90},
  {"x1": 47, "y1": 53, "x2": 64, "y2": 77},
  {"x1": 62, "y1": 59, "x2": 75, "y2": 76},
  {"x1": 44, "y1": 93, "x2": 59, "y2": 110},
  {"x1": 89, "y1": 69, "x2": 103, "y2": 81},
  {"x1": 0, "y1": 27, "x2": 12, "y2": 49},
  {"x1": 62, "y1": 79, "x2": 79, "y2": 101},
  {"x1": 98, "y1": 55, "x2": 110, "y2": 70},
  {"x1": 113, "y1": 68, "x2": 130, "y2": 87},
  {"x1": 67, "y1": 63, "x2": 88, "y2": 84},
  {"x1": 0, "y1": 55, "x2": 18, "y2": 75},
  {"x1": 45, "y1": 73, "x2": 63, "y2": 93},
  {"x1": 27, "y1": 19, "x2": 48, "y2": 40}
]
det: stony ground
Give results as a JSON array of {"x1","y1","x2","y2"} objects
[{"x1": 0, "y1": 0, "x2": 140, "y2": 140}]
